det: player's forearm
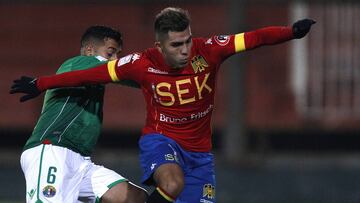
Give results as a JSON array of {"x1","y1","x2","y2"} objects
[
  {"x1": 244, "y1": 26, "x2": 294, "y2": 50},
  {"x1": 36, "y1": 64, "x2": 112, "y2": 92}
]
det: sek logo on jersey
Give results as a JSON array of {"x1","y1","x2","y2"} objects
[
  {"x1": 154, "y1": 73, "x2": 212, "y2": 106},
  {"x1": 214, "y1": 35, "x2": 230, "y2": 46}
]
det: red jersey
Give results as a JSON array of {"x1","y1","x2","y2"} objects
[
  {"x1": 110, "y1": 36, "x2": 235, "y2": 152},
  {"x1": 37, "y1": 26, "x2": 294, "y2": 152}
]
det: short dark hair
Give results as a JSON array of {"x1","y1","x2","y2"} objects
[
  {"x1": 154, "y1": 7, "x2": 190, "y2": 40},
  {"x1": 80, "y1": 25, "x2": 122, "y2": 48}
]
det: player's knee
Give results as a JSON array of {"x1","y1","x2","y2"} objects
[
  {"x1": 154, "y1": 163, "x2": 185, "y2": 197},
  {"x1": 157, "y1": 173, "x2": 184, "y2": 197}
]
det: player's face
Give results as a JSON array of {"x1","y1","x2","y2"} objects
[
  {"x1": 157, "y1": 26, "x2": 192, "y2": 69},
  {"x1": 92, "y1": 37, "x2": 122, "y2": 60}
]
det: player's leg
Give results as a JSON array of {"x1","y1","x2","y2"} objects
[
  {"x1": 176, "y1": 152, "x2": 216, "y2": 203},
  {"x1": 78, "y1": 163, "x2": 147, "y2": 203},
  {"x1": 20, "y1": 144, "x2": 85, "y2": 203},
  {"x1": 21, "y1": 146, "x2": 46, "y2": 203},
  {"x1": 146, "y1": 163, "x2": 184, "y2": 202},
  {"x1": 101, "y1": 181, "x2": 148, "y2": 203},
  {"x1": 139, "y1": 134, "x2": 185, "y2": 203}
]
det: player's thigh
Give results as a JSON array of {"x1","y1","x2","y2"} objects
[
  {"x1": 79, "y1": 164, "x2": 147, "y2": 203},
  {"x1": 21, "y1": 145, "x2": 86, "y2": 203},
  {"x1": 176, "y1": 155, "x2": 216, "y2": 203},
  {"x1": 101, "y1": 181, "x2": 147, "y2": 203},
  {"x1": 139, "y1": 134, "x2": 185, "y2": 185},
  {"x1": 177, "y1": 175, "x2": 216, "y2": 203}
]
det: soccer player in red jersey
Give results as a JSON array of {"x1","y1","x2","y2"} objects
[{"x1": 11, "y1": 7, "x2": 315, "y2": 203}]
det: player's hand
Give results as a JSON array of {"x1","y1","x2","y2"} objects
[
  {"x1": 10, "y1": 76, "x2": 41, "y2": 102},
  {"x1": 292, "y1": 19, "x2": 316, "y2": 39}
]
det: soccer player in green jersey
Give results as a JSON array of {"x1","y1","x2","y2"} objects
[{"x1": 18, "y1": 26, "x2": 147, "y2": 203}]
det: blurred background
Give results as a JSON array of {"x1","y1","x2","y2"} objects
[{"x1": 1, "y1": 0, "x2": 360, "y2": 202}]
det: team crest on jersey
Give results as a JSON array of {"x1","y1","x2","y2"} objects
[
  {"x1": 214, "y1": 35, "x2": 230, "y2": 46},
  {"x1": 191, "y1": 55, "x2": 209, "y2": 73},
  {"x1": 202, "y1": 183, "x2": 215, "y2": 199},
  {"x1": 42, "y1": 185, "x2": 56, "y2": 198}
]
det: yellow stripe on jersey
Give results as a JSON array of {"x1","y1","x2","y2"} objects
[
  {"x1": 107, "y1": 60, "x2": 119, "y2": 82},
  {"x1": 234, "y1": 33, "x2": 246, "y2": 52}
]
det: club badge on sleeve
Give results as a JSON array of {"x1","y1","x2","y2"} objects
[{"x1": 214, "y1": 35, "x2": 230, "y2": 46}]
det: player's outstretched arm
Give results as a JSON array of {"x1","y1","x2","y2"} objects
[
  {"x1": 10, "y1": 63, "x2": 112, "y2": 102},
  {"x1": 241, "y1": 18, "x2": 315, "y2": 51}
]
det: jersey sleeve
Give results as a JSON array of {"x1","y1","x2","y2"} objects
[
  {"x1": 106, "y1": 52, "x2": 147, "y2": 85},
  {"x1": 205, "y1": 26, "x2": 294, "y2": 63},
  {"x1": 36, "y1": 52, "x2": 146, "y2": 91},
  {"x1": 242, "y1": 26, "x2": 294, "y2": 50},
  {"x1": 37, "y1": 64, "x2": 112, "y2": 92}
]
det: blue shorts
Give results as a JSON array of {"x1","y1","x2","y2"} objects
[{"x1": 139, "y1": 134, "x2": 216, "y2": 203}]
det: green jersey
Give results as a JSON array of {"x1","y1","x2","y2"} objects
[{"x1": 24, "y1": 56, "x2": 107, "y2": 156}]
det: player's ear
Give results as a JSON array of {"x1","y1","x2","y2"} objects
[
  {"x1": 84, "y1": 44, "x2": 95, "y2": 56},
  {"x1": 154, "y1": 41, "x2": 163, "y2": 54}
]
